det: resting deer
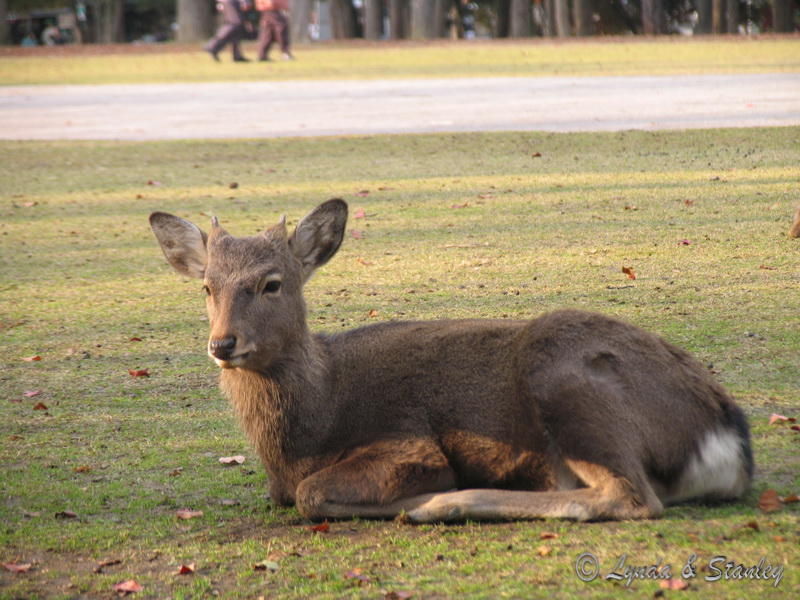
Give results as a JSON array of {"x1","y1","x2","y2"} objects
[{"x1": 150, "y1": 199, "x2": 753, "y2": 522}]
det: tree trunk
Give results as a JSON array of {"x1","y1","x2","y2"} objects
[
  {"x1": 432, "y1": 0, "x2": 449, "y2": 38},
  {"x1": 711, "y1": 0, "x2": 723, "y2": 32},
  {"x1": 509, "y1": 0, "x2": 531, "y2": 37},
  {"x1": 92, "y1": 0, "x2": 126, "y2": 43},
  {"x1": 724, "y1": 0, "x2": 739, "y2": 33},
  {"x1": 694, "y1": 0, "x2": 712, "y2": 34},
  {"x1": 389, "y1": 0, "x2": 410, "y2": 39},
  {"x1": 641, "y1": 0, "x2": 666, "y2": 34},
  {"x1": 0, "y1": 0, "x2": 8, "y2": 45},
  {"x1": 291, "y1": 0, "x2": 312, "y2": 43},
  {"x1": 364, "y1": 0, "x2": 383, "y2": 39},
  {"x1": 572, "y1": 0, "x2": 592, "y2": 35},
  {"x1": 772, "y1": 0, "x2": 795, "y2": 32},
  {"x1": 495, "y1": 0, "x2": 510, "y2": 37},
  {"x1": 330, "y1": 0, "x2": 358, "y2": 38},
  {"x1": 177, "y1": 0, "x2": 214, "y2": 43},
  {"x1": 410, "y1": 0, "x2": 435, "y2": 39},
  {"x1": 552, "y1": 0, "x2": 569, "y2": 36}
]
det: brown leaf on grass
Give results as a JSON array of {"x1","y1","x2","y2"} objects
[
  {"x1": 451, "y1": 202, "x2": 470, "y2": 209},
  {"x1": 758, "y1": 489, "x2": 782, "y2": 513},
  {"x1": 146, "y1": 179, "x2": 161, "y2": 186},
  {"x1": 622, "y1": 266, "x2": 636, "y2": 280},
  {"x1": 782, "y1": 494, "x2": 799, "y2": 504},
  {"x1": 21, "y1": 201, "x2": 39, "y2": 208},
  {"x1": 384, "y1": 592, "x2": 413, "y2": 600},
  {"x1": 353, "y1": 209, "x2": 366, "y2": 219},
  {"x1": 176, "y1": 509, "x2": 203, "y2": 520},
  {"x1": 773, "y1": 535, "x2": 787, "y2": 542},
  {"x1": 229, "y1": 182, "x2": 239, "y2": 189},
  {"x1": 32, "y1": 402, "x2": 48, "y2": 411},
  {"x1": 759, "y1": 265, "x2": 777, "y2": 271},
  {"x1": 378, "y1": 186, "x2": 394, "y2": 191},
  {"x1": 129, "y1": 337, "x2": 143, "y2": 342},
  {"x1": 22, "y1": 355, "x2": 42, "y2": 362},
  {"x1": 768, "y1": 414, "x2": 796, "y2": 425},
  {"x1": 74, "y1": 465, "x2": 92, "y2": 473},
  {"x1": 350, "y1": 229, "x2": 364, "y2": 239},
  {"x1": 219, "y1": 455, "x2": 245, "y2": 465},
  {"x1": 792, "y1": 425, "x2": 800, "y2": 433},
  {"x1": 93, "y1": 558, "x2": 122, "y2": 573},
  {"x1": 531, "y1": 152, "x2": 542, "y2": 158},
  {"x1": 540, "y1": 532, "x2": 559, "y2": 540},
  {"x1": 309, "y1": 520, "x2": 330, "y2": 533},
  {"x1": 2, "y1": 562, "x2": 33, "y2": 573},
  {"x1": 357, "y1": 258, "x2": 374, "y2": 266},
  {"x1": 9, "y1": 398, "x2": 22, "y2": 403},
  {"x1": 175, "y1": 563, "x2": 196, "y2": 575},
  {"x1": 536, "y1": 545, "x2": 552, "y2": 557},
  {"x1": 659, "y1": 578, "x2": 689, "y2": 591},
  {"x1": 55, "y1": 510, "x2": 78, "y2": 519},
  {"x1": 356, "y1": 190, "x2": 370, "y2": 197},
  {"x1": 128, "y1": 369, "x2": 150, "y2": 378},
  {"x1": 344, "y1": 567, "x2": 370, "y2": 585},
  {"x1": 23, "y1": 390, "x2": 42, "y2": 398},
  {"x1": 683, "y1": 199, "x2": 695, "y2": 206},
  {"x1": 113, "y1": 580, "x2": 143, "y2": 594},
  {"x1": 368, "y1": 309, "x2": 379, "y2": 318},
  {"x1": 789, "y1": 206, "x2": 800, "y2": 238},
  {"x1": 678, "y1": 239, "x2": 692, "y2": 245}
]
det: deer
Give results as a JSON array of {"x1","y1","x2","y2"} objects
[{"x1": 149, "y1": 199, "x2": 753, "y2": 523}]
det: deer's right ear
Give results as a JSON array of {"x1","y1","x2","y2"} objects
[
  {"x1": 149, "y1": 212, "x2": 208, "y2": 279},
  {"x1": 289, "y1": 199, "x2": 348, "y2": 281}
]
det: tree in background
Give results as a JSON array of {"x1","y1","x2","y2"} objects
[
  {"x1": 0, "y1": 0, "x2": 8, "y2": 44},
  {"x1": 176, "y1": 0, "x2": 213, "y2": 42}
]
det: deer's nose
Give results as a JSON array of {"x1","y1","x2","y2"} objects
[{"x1": 209, "y1": 336, "x2": 237, "y2": 360}]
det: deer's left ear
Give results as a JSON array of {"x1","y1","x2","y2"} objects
[
  {"x1": 289, "y1": 199, "x2": 348, "y2": 281},
  {"x1": 149, "y1": 212, "x2": 208, "y2": 279}
]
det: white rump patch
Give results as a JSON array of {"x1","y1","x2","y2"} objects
[{"x1": 668, "y1": 427, "x2": 749, "y2": 504}]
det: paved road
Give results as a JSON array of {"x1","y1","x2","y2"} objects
[{"x1": 1, "y1": 73, "x2": 798, "y2": 140}]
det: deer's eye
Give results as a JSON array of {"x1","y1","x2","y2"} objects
[{"x1": 263, "y1": 280, "x2": 282, "y2": 294}]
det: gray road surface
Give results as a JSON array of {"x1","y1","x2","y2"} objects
[{"x1": 1, "y1": 73, "x2": 798, "y2": 140}]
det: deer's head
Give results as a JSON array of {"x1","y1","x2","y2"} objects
[{"x1": 150, "y1": 199, "x2": 348, "y2": 371}]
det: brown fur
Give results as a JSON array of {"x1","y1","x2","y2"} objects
[
  {"x1": 149, "y1": 199, "x2": 753, "y2": 522},
  {"x1": 790, "y1": 206, "x2": 800, "y2": 238}
]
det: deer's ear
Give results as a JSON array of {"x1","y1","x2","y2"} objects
[
  {"x1": 149, "y1": 212, "x2": 208, "y2": 279},
  {"x1": 289, "y1": 199, "x2": 348, "y2": 281}
]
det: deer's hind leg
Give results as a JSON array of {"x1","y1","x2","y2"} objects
[{"x1": 294, "y1": 437, "x2": 457, "y2": 521}]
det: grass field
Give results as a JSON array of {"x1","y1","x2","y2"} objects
[
  {"x1": 1, "y1": 37, "x2": 799, "y2": 85},
  {"x1": 1, "y1": 126, "x2": 798, "y2": 598}
]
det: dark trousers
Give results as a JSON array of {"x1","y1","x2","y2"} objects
[
  {"x1": 257, "y1": 10, "x2": 289, "y2": 60},
  {"x1": 206, "y1": 23, "x2": 246, "y2": 59}
]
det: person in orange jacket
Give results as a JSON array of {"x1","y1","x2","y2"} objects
[{"x1": 255, "y1": 0, "x2": 293, "y2": 62}]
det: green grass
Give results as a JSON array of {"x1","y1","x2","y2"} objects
[
  {"x1": 1, "y1": 128, "x2": 799, "y2": 598},
  {"x1": 1, "y1": 37, "x2": 799, "y2": 85}
]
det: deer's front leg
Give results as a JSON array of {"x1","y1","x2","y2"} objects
[{"x1": 294, "y1": 437, "x2": 456, "y2": 521}]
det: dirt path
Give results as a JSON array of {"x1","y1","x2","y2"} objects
[{"x1": 1, "y1": 73, "x2": 798, "y2": 140}]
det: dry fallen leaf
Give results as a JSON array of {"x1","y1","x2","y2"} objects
[
  {"x1": 768, "y1": 413, "x2": 796, "y2": 425},
  {"x1": 540, "y1": 532, "x2": 559, "y2": 540},
  {"x1": 93, "y1": 558, "x2": 122, "y2": 573},
  {"x1": 176, "y1": 509, "x2": 203, "y2": 520},
  {"x1": 32, "y1": 402, "x2": 48, "y2": 411},
  {"x1": 55, "y1": 510, "x2": 78, "y2": 519},
  {"x1": 781, "y1": 494, "x2": 799, "y2": 504},
  {"x1": 350, "y1": 229, "x2": 364, "y2": 240},
  {"x1": 23, "y1": 390, "x2": 42, "y2": 398},
  {"x1": 74, "y1": 465, "x2": 92, "y2": 473},
  {"x1": 758, "y1": 489, "x2": 782, "y2": 513},
  {"x1": 344, "y1": 567, "x2": 370, "y2": 585},
  {"x1": 531, "y1": 152, "x2": 542, "y2": 158},
  {"x1": 253, "y1": 560, "x2": 279, "y2": 572},
  {"x1": 219, "y1": 455, "x2": 245, "y2": 466},
  {"x1": 451, "y1": 202, "x2": 470, "y2": 209},
  {"x1": 368, "y1": 309, "x2": 379, "y2": 318},
  {"x1": 22, "y1": 356, "x2": 42, "y2": 362},
  {"x1": 356, "y1": 190, "x2": 370, "y2": 197},
  {"x1": 129, "y1": 337, "x2": 143, "y2": 342},
  {"x1": 622, "y1": 266, "x2": 636, "y2": 280},
  {"x1": 536, "y1": 545, "x2": 552, "y2": 557},
  {"x1": 176, "y1": 563, "x2": 196, "y2": 575},
  {"x1": 384, "y1": 592, "x2": 413, "y2": 600},
  {"x1": 229, "y1": 182, "x2": 239, "y2": 189},
  {"x1": 2, "y1": 562, "x2": 33, "y2": 573},
  {"x1": 113, "y1": 579, "x2": 143, "y2": 594},
  {"x1": 357, "y1": 258, "x2": 374, "y2": 266},
  {"x1": 309, "y1": 520, "x2": 330, "y2": 533},
  {"x1": 128, "y1": 369, "x2": 150, "y2": 378},
  {"x1": 659, "y1": 578, "x2": 689, "y2": 590},
  {"x1": 353, "y1": 209, "x2": 366, "y2": 219}
]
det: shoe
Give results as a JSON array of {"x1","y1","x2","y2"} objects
[
  {"x1": 206, "y1": 48, "x2": 220, "y2": 62},
  {"x1": 282, "y1": 52, "x2": 294, "y2": 61},
  {"x1": 233, "y1": 56, "x2": 251, "y2": 62}
]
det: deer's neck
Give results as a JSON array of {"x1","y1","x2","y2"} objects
[{"x1": 218, "y1": 332, "x2": 334, "y2": 485}]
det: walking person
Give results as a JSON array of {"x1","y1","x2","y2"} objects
[
  {"x1": 255, "y1": 0, "x2": 293, "y2": 62},
  {"x1": 205, "y1": 0, "x2": 252, "y2": 63}
]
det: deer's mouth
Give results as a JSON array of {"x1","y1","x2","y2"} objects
[{"x1": 213, "y1": 352, "x2": 250, "y2": 369}]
